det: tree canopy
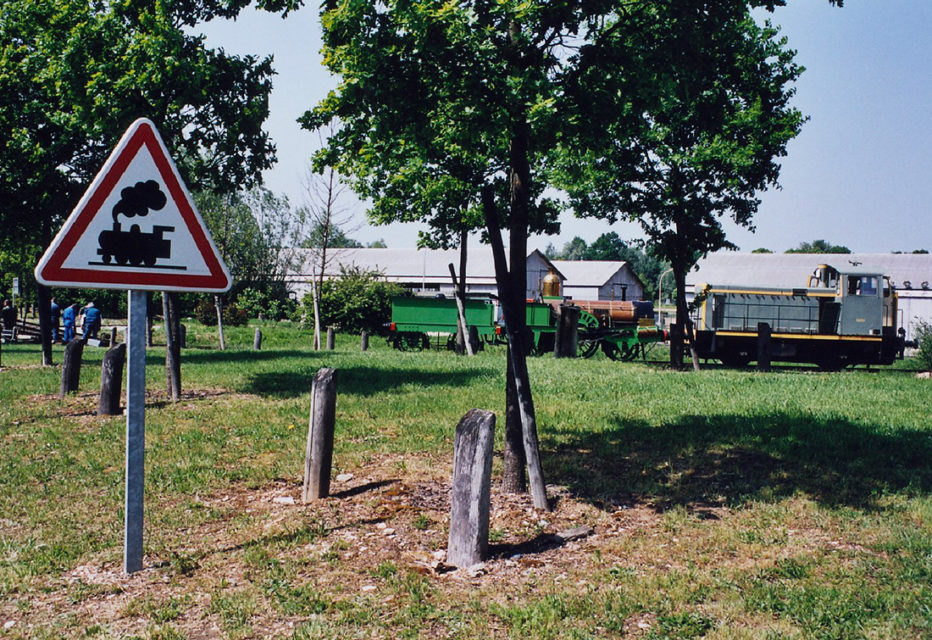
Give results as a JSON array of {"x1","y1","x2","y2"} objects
[
  {"x1": 785, "y1": 239, "x2": 852, "y2": 254},
  {"x1": 553, "y1": 3, "x2": 805, "y2": 365},
  {"x1": 0, "y1": 0, "x2": 283, "y2": 257}
]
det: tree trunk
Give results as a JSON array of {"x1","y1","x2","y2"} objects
[
  {"x1": 37, "y1": 285, "x2": 52, "y2": 366},
  {"x1": 482, "y1": 184, "x2": 549, "y2": 511},
  {"x1": 163, "y1": 292, "x2": 181, "y2": 402},
  {"x1": 501, "y1": 348, "x2": 527, "y2": 493},
  {"x1": 448, "y1": 263, "x2": 475, "y2": 357},
  {"x1": 312, "y1": 280, "x2": 322, "y2": 351},
  {"x1": 671, "y1": 266, "x2": 687, "y2": 369},
  {"x1": 214, "y1": 295, "x2": 226, "y2": 350}
]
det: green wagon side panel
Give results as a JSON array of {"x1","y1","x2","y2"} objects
[{"x1": 391, "y1": 297, "x2": 498, "y2": 336}]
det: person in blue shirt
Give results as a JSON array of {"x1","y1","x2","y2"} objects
[
  {"x1": 62, "y1": 303, "x2": 78, "y2": 342},
  {"x1": 82, "y1": 302, "x2": 102, "y2": 340},
  {"x1": 50, "y1": 297, "x2": 61, "y2": 343}
]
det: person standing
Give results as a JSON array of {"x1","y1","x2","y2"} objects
[
  {"x1": 1, "y1": 299, "x2": 16, "y2": 332},
  {"x1": 82, "y1": 302, "x2": 102, "y2": 340},
  {"x1": 62, "y1": 303, "x2": 78, "y2": 342},
  {"x1": 50, "y1": 297, "x2": 61, "y2": 343}
]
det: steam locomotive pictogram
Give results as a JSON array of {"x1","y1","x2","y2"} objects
[
  {"x1": 95, "y1": 179, "x2": 175, "y2": 268},
  {"x1": 97, "y1": 222, "x2": 175, "y2": 267}
]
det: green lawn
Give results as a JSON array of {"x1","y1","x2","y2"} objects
[{"x1": 0, "y1": 322, "x2": 930, "y2": 639}]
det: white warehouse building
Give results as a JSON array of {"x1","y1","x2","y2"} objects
[{"x1": 287, "y1": 247, "x2": 646, "y2": 302}]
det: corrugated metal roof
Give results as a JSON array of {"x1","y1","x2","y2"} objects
[
  {"x1": 290, "y1": 247, "x2": 564, "y2": 282},
  {"x1": 687, "y1": 253, "x2": 932, "y2": 291}
]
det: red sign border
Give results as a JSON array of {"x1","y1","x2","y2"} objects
[{"x1": 35, "y1": 119, "x2": 231, "y2": 292}]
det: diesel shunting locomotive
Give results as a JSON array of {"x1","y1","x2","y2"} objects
[{"x1": 693, "y1": 263, "x2": 906, "y2": 370}]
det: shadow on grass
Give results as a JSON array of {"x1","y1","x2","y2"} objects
[
  {"x1": 543, "y1": 412, "x2": 932, "y2": 512},
  {"x1": 245, "y1": 365, "x2": 492, "y2": 399}
]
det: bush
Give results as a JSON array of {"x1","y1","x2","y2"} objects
[
  {"x1": 194, "y1": 298, "x2": 249, "y2": 327},
  {"x1": 914, "y1": 321, "x2": 932, "y2": 370},
  {"x1": 299, "y1": 266, "x2": 404, "y2": 335},
  {"x1": 234, "y1": 287, "x2": 296, "y2": 321}
]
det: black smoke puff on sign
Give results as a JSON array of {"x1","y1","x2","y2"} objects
[
  {"x1": 96, "y1": 180, "x2": 177, "y2": 268},
  {"x1": 112, "y1": 180, "x2": 167, "y2": 222}
]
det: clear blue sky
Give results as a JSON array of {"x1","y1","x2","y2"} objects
[{"x1": 197, "y1": 1, "x2": 932, "y2": 253}]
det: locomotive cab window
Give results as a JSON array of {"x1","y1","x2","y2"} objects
[{"x1": 847, "y1": 276, "x2": 878, "y2": 296}]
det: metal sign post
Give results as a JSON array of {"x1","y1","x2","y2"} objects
[{"x1": 124, "y1": 290, "x2": 147, "y2": 573}]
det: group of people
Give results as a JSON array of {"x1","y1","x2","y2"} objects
[
  {"x1": 50, "y1": 298, "x2": 101, "y2": 343},
  {"x1": 1, "y1": 297, "x2": 102, "y2": 343}
]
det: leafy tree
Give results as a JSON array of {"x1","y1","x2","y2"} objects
[
  {"x1": 752, "y1": 247, "x2": 774, "y2": 253},
  {"x1": 304, "y1": 0, "x2": 597, "y2": 504},
  {"x1": 785, "y1": 239, "x2": 851, "y2": 254},
  {"x1": 914, "y1": 321, "x2": 932, "y2": 371},
  {"x1": 555, "y1": 3, "x2": 806, "y2": 368},
  {"x1": 0, "y1": 0, "x2": 286, "y2": 362},
  {"x1": 302, "y1": 224, "x2": 362, "y2": 249},
  {"x1": 367, "y1": 239, "x2": 388, "y2": 249},
  {"x1": 196, "y1": 188, "x2": 303, "y2": 311},
  {"x1": 298, "y1": 266, "x2": 403, "y2": 336}
]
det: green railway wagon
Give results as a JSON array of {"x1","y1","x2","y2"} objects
[{"x1": 388, "y1": 295, "x2": 498, "y2": 350}]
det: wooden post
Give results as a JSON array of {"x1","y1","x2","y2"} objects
[
  {"x1": 110, "y1": 326, "x2": 118, "y2": 346},
  {"x1": 360, "y1": 330, "x2": 369, "y2": 352},
  {"x1": 253, "y1": 328, "x2": 263, "y2": 350},
  {"x1": 214, "y1": 295, "x2": 226, "y2": 351},
  {"x1": 163, "y1": 292, "x2": 181, "y2": 403},
  {"x1": 553, "y1": 305, "x2": 580, "y2": 358},
  {"x1": 98, "y1": 343, "x2": 127, "y2": 416},
  {"x1": 59, "y1": 339, "x2": 85, "y2": 397},
  {"x1": 179, "y1": 324, "x2": 186, "y2": 349},
  {"x1": 757, "y1": 322, "x2": 772, "y2": 372},
  {"x1": 303, "y1": 368, "x2": 338, "y2": 502},
  {"x1": 446, "y1": 409, "x2": 496, "y2": 568},
  {"x1": 686, "y1": 320, "x2": 701, "y2": 372},
  {"x1": 326, "y1": 326, "x2": 335, "y2": 351}
]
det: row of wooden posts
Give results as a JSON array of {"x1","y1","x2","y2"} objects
[{"x1": 303, "y1": 367, "x2": 497, "y2": 568}]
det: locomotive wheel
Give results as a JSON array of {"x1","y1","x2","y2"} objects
[
  {"x1": 116, "y1": 255, "x2": 129, "y2": 266},
  {"x1": 603, "y1": 342, "x2": 639, "y2": 361},
  {"x1": 101, "y1": 254, "x2": 112, "y2": 265},
  {"x1": 576, "y1": 313, "x2": 600, "y2": 358}
]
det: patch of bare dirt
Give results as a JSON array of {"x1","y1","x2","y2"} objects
[{"x1": 0, "y1": 454, "x2": 670, "y2": 638}]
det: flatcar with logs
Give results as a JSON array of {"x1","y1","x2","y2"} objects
[
  {"x1": 388, "y1": 292, "x2": 667, "y2": 360},
  {"x1": 692, "y1": 263, "x2": 907, "y2": 370}
]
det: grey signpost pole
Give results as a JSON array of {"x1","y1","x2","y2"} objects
[{"x1": 124, "y1": 289, "x2": 147, "y2": 573}]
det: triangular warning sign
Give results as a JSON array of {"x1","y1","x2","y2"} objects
[{"x1": 35, "y1": 118, "x2": 232, "y2": 292}]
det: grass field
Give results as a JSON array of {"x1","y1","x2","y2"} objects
[{"x1": 0, "y1": 322, "x2": 930, "y2": 639}]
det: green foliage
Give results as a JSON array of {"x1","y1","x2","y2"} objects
[
  {"x1": 553, "y1": 5, "x2": 805, "y2": 365},
  {"x1": 0, "y1": 0, "x2": 278, "y2": 254},
  {"x1": 914, "y1": 321, "x2": 932, "y2": 371},
  {"x1": 299, "y1": 266, "x2": 404, "y2": 335},
  {"x1": 752, "y1": 247, "x2": 774, "y2": 254},
  {"x1": 234, "y1": 287, "x2": 296, "y2": 321},
  {"x1": 301, "y1": 222, "x2": 362, "y2": 249},
  {"x1": 196, "y1": 189, "x2": 304, "y2": 310},
  {"x1": 785, "y1": 239, "x2": 852, "y2": 254},
  {"x1": 193, "y1": 299, "x2": 248, "y2": 327}
]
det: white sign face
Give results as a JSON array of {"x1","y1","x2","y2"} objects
[{"x1": 35, "y1": 118, "x2": 231, "y2": 292}]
